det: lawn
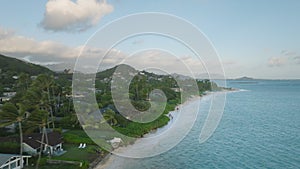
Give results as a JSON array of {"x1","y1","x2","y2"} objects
[
  {"x1": 24, "y1": 129, "x2": 108, "y2": 169},
  {"x1": 24, "y1": 144, "x2": 100, "y2": 169},
  {"x1": 53, "y1": 144, "x2": 100, "y2": 162},
  {"x1": 24, "y1": 163, "x2": 82, "y2": 169},
  {"x1": 63, "y1": 129, "x2": 117, "y2": 150},
  {"x1": 23, "y1": 155, "x2": 86, "y2": 169}
]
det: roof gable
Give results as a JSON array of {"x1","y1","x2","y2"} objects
[{"x1": 23, "y1": 132, "x2": 63, "y2": 149}]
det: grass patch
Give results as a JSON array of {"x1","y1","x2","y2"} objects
[
  {"x1": 0, "y1": 142, "x2": 19, "y2": 154},
  {"x1": 63, "y1": 129, "x2": 121, "y2": 150},
  {"x1": 24, "y1": 163, "x2": 83, "y2": 169},
  {"x1": 53, "y1": 144, "x2": 99, "y2": 163},
  {"x1": 24, "y1": 143, "x2": 100, "y2": 169},
  {"x1": 63, "y1": 130, "x2": 95, "y2": 145},
  {"x1": 24, "y1": 156, "x2": 85, "y2": 169}
]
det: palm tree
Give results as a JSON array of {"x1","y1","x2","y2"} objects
[
  {"x1": 11, "y1": 73, "x2": 31, "y2": 104},
  {"x1": 17, "y1": 73, "x2": 31, "y2": 92},
  {"x1": 103, "y1": 109, "x2": 117, "y2": 126},
  {"x1": 26, "y1": 109, "x2": 49, "y2": 169},
  {"x1": 23, "y1": 87, "x2": 49, "y2": 111},
  {"x1": 32, "y1": 74, "x2": 55, "y2": 128},
  {"x1": 61, "y1": 86, "x2": 72, "y2": 114},
  {"x1": 0, "y1": 103, "x2": 26, "y2": 168}
]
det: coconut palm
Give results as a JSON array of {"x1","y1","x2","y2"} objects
[
  {"x1": 17, "y1": 73, "x2": 31, "y2": 92},
  {"x1": 103, "y1": 109, "x2": 117, "y2": 126},
  {"x1": 32, "y1": 74, "x2": 55, "y2": 128},
  {"x1": 0, "y1": 103, "x2": 26, "y2": 168},
  {"x1": 51, "y1": 83, "x2": 61, "y2": 115},
  {"x1": 26, "y1": 109, "x2": 49, "y2": 169},
  {"x1": 23, "y1": 87, "x2": 49, "y2": 111}
]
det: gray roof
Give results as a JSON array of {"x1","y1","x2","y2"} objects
[
  {"x1": 23, "y1": 132, "x2": 63, "y2": 149},
  {"x1": 0, "y1": 154, "x2": 17, "y2": 166}
]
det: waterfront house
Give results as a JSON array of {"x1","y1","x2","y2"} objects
[{"x1": 23, "y1": 132, "x2": 64, "y2": 156}]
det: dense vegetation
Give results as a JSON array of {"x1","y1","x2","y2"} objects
[
  {"x1": 0, "y1": 54, "x2": 53, "y2": 92},
  {"x1": 92, "y1": 65, "x2": 218, "y2": 139},
  {"x1": 0, "y1": 54, "x2": 220, "y2": 168}
]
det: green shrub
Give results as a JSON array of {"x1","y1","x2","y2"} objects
[{"x1": 0, "y1": 142, "x2": 20, "y2": 154}]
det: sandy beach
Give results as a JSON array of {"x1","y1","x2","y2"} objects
[
  {"x1": 94, "y1": 95, "x2": 203, "y2": 169},
  {"x1": 94, "y1": 90, "x2": 234, "y2": 169}
]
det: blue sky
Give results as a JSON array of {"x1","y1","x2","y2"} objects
[{"x1": 0, "y1": 0, "x2": 299, "y2": 79}]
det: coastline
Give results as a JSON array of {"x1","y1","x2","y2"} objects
[
  {"x1": 93, "y1": 95, "x2": 203, "y2": 169},
  {"x1": 93, "y1": 89, "x2": 238, "y2": 169}
]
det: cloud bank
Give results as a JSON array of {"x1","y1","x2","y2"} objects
[
  {"x1": 267, "y1": 50, "x2": 300, "y2": 67},
  {"x1": 268, "y1": 57, "x2": 286, "y2": 67},
  {"x1": 0, "y1": 27, "x2": 124, "y2": 72},
  {"x1": 0, "y1": 27, "x2": 78, "y2": 60},
  {"x1": 0, "y1": 27, "x2": 226, "y2": 77},
  {"x1": 40, "y1": 0, "x2": 113, "y2": 32}
]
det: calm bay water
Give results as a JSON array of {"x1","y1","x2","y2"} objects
[{"x1": 110, "y1": 80, "x2": 300, "y2": 169}]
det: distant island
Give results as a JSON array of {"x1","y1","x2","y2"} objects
[{"x1": 234, "y1": 76, "x2": 255, "y2": 81}]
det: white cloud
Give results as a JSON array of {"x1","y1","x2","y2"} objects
[
  {"x1": 0, "y1": 27, "x2": 225, "y2": 76},
  {"x1": 268, "y1": 57, "x2": 286, "y2": 67},
  {"x1": 267, "y1": 50, "x2": 300, "y2": 67},
  {"x1": 41, "y1": 0, "x2": 113, "y2": 32},
  {"x1": 281, "y1": 50, "x2": 297, "y2": 57},
  {"x1": 0, "y1": 27, "x2": 78, "y2": 59},
  {"x1": 0, "y1": 27, "x2": 123, "y2": 67},
  {"x1": 294, "y1": 56, "x2": 300, "y2": 64},
  {"x1": 111, "y1": 50, "x2": 225, "y2": 78},
  {"x1": 0, "y1": 28, "x2": 14, "y2": 39}
]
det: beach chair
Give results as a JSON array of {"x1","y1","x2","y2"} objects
[
  {"x1": 82, "y1": 143, "x2": 86, "y2": 148},
  {"x1": 78, "y1": 143, "x2": 83, "y2": 148}
]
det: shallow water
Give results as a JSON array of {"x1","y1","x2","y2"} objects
[{"x1": 101, "y1": 80, "x2": 300, "y2": 169}]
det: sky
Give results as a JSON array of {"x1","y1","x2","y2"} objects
[{"x1": 0, "y1": 0, "x2": 299, "y2": 79}]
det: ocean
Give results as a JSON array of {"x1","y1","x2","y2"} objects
[{"x1": 103, "y1": 80, "x2": 300, "y2": 169}]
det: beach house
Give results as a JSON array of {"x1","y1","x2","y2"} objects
[{"x1": 23, "y1": 132, "x2": 64, "y2": 156}]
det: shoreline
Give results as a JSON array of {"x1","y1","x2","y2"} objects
[
  {"x1": 93, "y1": 89, "x2": 240, "y2": 169},
  {"x1": 93, "y1": 95, "x2": 204, "y2": 169}
]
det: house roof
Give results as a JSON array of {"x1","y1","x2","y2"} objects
[{"x1": 23, "y1": 132, "x2": 63, "y2": 149}]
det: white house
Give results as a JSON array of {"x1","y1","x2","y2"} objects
[
  {"x1": 23, "y1": 132, "x2": 64, "y2": 156},
  {"x1": 3, "y1": 92, "x2": 16, "y2": 98},
  {"x1": 0, "y1": 92, "x2": 16, "y2": 102},
  {"x1": 0, "y1": 154, "x2": 31, "y2": 169}
]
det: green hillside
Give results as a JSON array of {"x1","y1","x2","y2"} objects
[
  {"x1": 0, "y1": 54, "x2": 54, "y2": 89},
  {"x1": 0, "y1": 54, "x2": 53, "y2": 75}
]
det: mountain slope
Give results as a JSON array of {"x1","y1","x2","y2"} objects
[{"x1": 0, "y1": 54, "x2": 53, "y2": 75}]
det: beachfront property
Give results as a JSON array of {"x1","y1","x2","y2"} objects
[
  {"x1": 0, "y1": 153, "x2": 31, "y2": 169},
  {"x1": 23, "y1": 132, "x2": 64, "y2": 156}
]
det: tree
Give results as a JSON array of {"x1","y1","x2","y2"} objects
[
  {"x1": 32, "y1": 74, "x2": 55, "y2": 128},
  {"x1": 17, "y1": 73, "x2": 31, "y2": 92},
  {"x1": 50, "y1": 83, "x2": 62, "y2": 115},
  {"x1": 0, "y1": 103, "x2": 26, "y2": 168},
  {"x1": 26, "y1": 109, "x2": 49, "y2": 169},
  {"x1": 103, "y1": 109, "x2": 117, "y2": 126},
  {"x1": 23, "y1": 87, "x2": 49, "y2": 113}
]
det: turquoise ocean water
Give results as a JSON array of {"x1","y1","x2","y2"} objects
[{"x1": 112, "y1": 80, "x2": 300, "y2": 169}]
